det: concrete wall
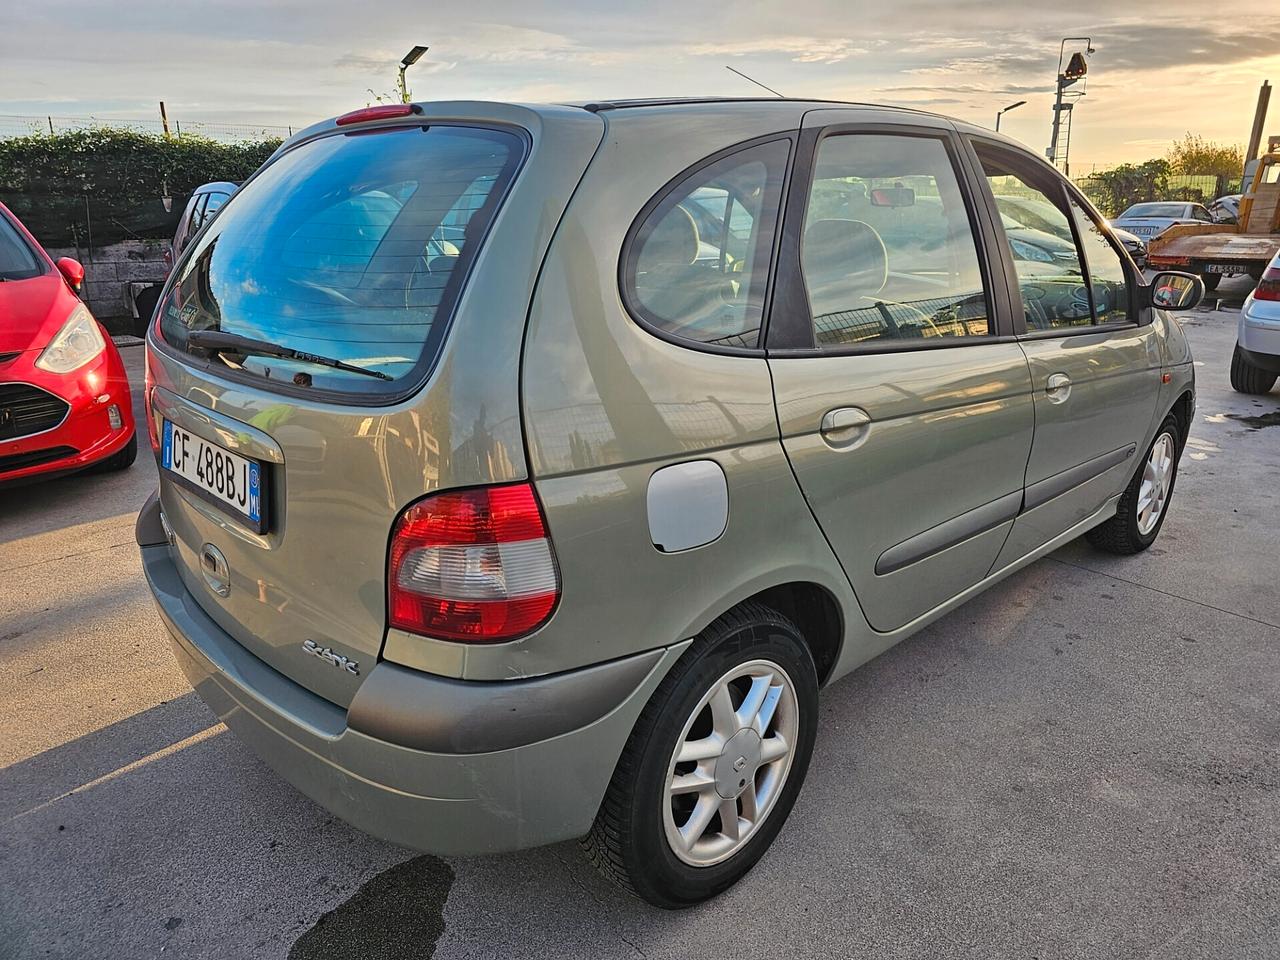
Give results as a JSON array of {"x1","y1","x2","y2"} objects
[{"x1": 45, "y1": 239, "x2": 168, "y2": 329}]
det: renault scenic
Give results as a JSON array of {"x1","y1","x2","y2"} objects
[{"x1": 138, "y1": 98, "x2": 1202, "y2": 907}]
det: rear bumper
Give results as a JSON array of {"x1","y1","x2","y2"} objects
[
  {"x1": 1239, "y1": 303, "x2": 1280, "y2": 366},
  {"x1": 138, "y1": 493, "x2": 683, "y2": 855}
]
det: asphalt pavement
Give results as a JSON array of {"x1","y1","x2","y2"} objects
[{"x1": 2, "y1": 282, "x2": 1278, "y2": 959}]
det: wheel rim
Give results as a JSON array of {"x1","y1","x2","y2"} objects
[
  {"x1": 662, "y1": 658, "x2": 799, "y2": 867},
  {"x1": 1136, "y1": 432, "x2": 1176, "y2": 536}
]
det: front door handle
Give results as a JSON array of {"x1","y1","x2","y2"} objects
[
  {"x1": 1045, "y1": 372, "x2": 1072, "y2": 404},
  {"x1": 820, "y1": 407, "x2": 872, "y2": 448}
]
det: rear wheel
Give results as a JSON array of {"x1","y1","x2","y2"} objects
[
  {"x1": 583, "y1": 602, "x2": 818, "y2": 908},
  {"x1": 1201, "y1": 272, "x2": 1221, "y2": 293},
  {"x1": 1085, "y1": 415, "x2": 1180, "y2": 555},
  {"x1": 1230, "y1": 345, "x2": 1277, "y2": 395}
]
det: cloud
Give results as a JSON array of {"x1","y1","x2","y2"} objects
[{"x1": 683, "y1": 37, "x2": 872, "y2": 65}]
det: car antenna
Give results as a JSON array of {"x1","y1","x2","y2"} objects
[{"x1": 725, "y1": 65, "x2": 785, "y2": 98}]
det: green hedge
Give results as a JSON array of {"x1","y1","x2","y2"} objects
[{"x1": 0, "y1": 128, "x2": 281, "y2": 247}]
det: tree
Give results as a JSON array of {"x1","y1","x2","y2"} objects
[{"x1": 1166, "y1": 132, "x2": 1243, "y2": 177}]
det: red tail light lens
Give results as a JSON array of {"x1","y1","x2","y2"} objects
[
  {"x1": 388, "y1": 483, "x2": 560, "y2": 642},
  {"x1": 335, "y1": 104, "x2": 421, "y2": 126},
  {"x1": 1255, "y1": 265, "x2": 1280, "y2": 302}
]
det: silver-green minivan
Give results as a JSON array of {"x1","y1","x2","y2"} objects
[{"x1": 138, "y1": 98, "x2": 1203, "y2": 906}]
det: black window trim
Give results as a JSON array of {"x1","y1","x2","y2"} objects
[
  {"x1": 618, "y1": 131, "x2": 797, "y2": 358},
  {"x1": 764, "y1": 121, "x2": 1013, "y2": 357},
  {"x1": 964, "y1": 135, "x2": 1142, "y2": 340},
  {"x1": 148, "y1": 119, "x2": 532, "y2": 408}
]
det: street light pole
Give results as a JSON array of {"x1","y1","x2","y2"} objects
[
  {"x1": 398, "y1": 45, "x2": 430, "y2": 104},
  {"x1": 995, "y1": 100, "x2": 1027, "y2": 132}
]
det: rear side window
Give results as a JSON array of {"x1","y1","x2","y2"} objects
[
  {"x1": 801, "y1": 134, "x2": 992, "y2": 346},
  {"x1": 624, "y1": 139, "x2": 789, "y2": 349},
  {"x1": 0, "y1": 211, "x2": 45, "y2": 281},
  {"x1": 159, "y1": 124, "x2": 522, "y2": 397}
]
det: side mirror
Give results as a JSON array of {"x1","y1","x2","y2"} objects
[
  {"x1": 1149, "y1": 271, "x2": 1204, "y2": 312},
  {"x1": 55, "y1": 257, "x2": 84, "y2": 292}
]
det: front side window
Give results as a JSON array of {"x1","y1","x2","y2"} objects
[
  {"x1": 626, "y1": 139, "x2": 789, "y2": 348},
  {"x1": 158, "y1": 124, "x2": 521, "y2": 396},
  {"x1": 800, "y1": 134, "x2": 991, "y2": 347},
  {"x1": 1068, "y1": 197, "x2": 1131, "y2": 324},
  {"x1": 977, "y1": 149, "x2": 1092, "y2": 331}
]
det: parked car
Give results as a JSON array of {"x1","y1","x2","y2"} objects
[
  {"x1": 1111, "y1": 225, "x2": 1148, "y2": 267},
  {"x1": 1230, "y1": 246, "x2": 1280, "y2": 394},
  {"x1": 131, "y1": 182, "x2": 238, "y2": 337},
  {"x1": 1112, "y1": 200, "x2": 1213, "y2": 240},
  {"x1": 1209, "y1": 194, "x2": 1242, "y2": 224},
  {"x1": 137, "y1": 99, "x2": 1202, "y2": 907},
  {"x1": 0, "y1": 201, "x2": 136, "y2": 482}
]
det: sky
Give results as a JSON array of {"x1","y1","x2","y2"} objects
[{"x1": 2, "y1": 0, "x2": 1278, "y2": 169}]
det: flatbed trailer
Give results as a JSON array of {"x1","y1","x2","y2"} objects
[{"x1": 1148, "y1": 152, "x2": 1280, "y2": 290}]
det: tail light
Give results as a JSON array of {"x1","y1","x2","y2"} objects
[
  {"x1": 389, "y1": 482, "x2": 560, "y2": 642},
  {"x1": 1256, "y1": 264, "x2": 1280, "y2": 302}
]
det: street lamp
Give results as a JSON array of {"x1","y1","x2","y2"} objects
[
  {"x1": 398, "y1": 45, "x2": 429, "y2": 104},
  {"x1": 995, "y1": 100, "x2": 1027, "y2": 132}
]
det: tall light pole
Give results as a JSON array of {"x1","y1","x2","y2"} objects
[
  {"x1": 1047, "y1": 37, "x2": 1093, "y2": 175},
  {"x1": 398, "y1": 45, "x2": 429, "y2": 104},
  {"x1": 995, "y1": 100, "x2": 1027, "y2": 132}
]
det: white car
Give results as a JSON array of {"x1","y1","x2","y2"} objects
[
  {"x1": 1112, "y1": 201, "x2": 1213, "y2": 240},
  {"x1": 1231, "y1": 247, "x2": 1280, "y2": 394}
]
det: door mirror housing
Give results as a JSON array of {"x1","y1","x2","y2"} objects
[
  {"x1": 55, "y1": 257, "x2": 84, "y2": 292},
  {"x1": 1148, "y1": 271, "x2": 1204, "y2": 312}
]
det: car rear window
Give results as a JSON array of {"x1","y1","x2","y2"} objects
[
  {"x1": 1120, "y1": 203, "x2": 1185, "y2": 218},
  {"x1": 158, "y1": 123, "x2": 523, "y2": 398},
  {"x1": 0, "y1": 212, "x2": 44, "y2": 281}
]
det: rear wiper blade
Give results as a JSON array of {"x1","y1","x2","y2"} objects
[{"x1": 187, "y1": 329, "x2": 393, "y2": 381}]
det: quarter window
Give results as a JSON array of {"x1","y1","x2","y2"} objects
[
  {"x1": 800, "y1": 134, "x2": 991, "y2": 347},
  {"x1": 626, "y1": 139, "x2": 789, "y2": 348}
]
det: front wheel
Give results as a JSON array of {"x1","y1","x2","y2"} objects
[
  {"x1": 1230, "y1": 345, "x2": 1278, "y2": 395},
  {"x1": 583, "y1": 603, "x2": 818, "y2": 908},
  {"x1": 1085, "y1": 415, "x2": 1180, "y2": 555}
]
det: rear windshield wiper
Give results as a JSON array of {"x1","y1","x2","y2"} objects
[{"x1": 187, "y1": 329, "x2": 393, "y2": 381}]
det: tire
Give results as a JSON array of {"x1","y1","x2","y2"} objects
[
  {"x1": 1085, "y1": 414, "x2": 1180, "y2": 555},
  {"x1": 87, "y1": 433, "x2": 138, "y2": 474},
  {"x1": 583, "y1": 602, "x2": 819, "y2": 908},
  {"x1": 1200, "y1": 272, "x2": 1221, "y2": 293},
  {"x1": 1230, "y1": 345, "x2": 1277, "y2": 395}
]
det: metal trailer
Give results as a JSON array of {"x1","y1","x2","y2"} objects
[{"x1": 1148, "y1": 153, "x2": 1280, "y2": 291}]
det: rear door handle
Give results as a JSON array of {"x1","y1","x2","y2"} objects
[
  {"x1": 820, "y1": 407, "x2": 872, "y2": 448},
  {"x1": 1045, "y1": 372, "x2": 1072, "y2": 403}
]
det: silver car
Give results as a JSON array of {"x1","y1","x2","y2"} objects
[
  {"x1": 1231, "y1": 246, "x2": 1280, "y2": 394},
  {"x1": 1112, "y1": 200, "x2": 1213, "y2": 240},
  {"x1": 137, "y1": 98, "x2": 1203, "y2": 906}
]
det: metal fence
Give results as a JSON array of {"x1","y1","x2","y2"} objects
[
  {"x1": 1072, "y1": 173, "x2": 1244, "y2": 218},
  {"x1": 0, "y1": 113, "x2": 295, "y2": 143}
]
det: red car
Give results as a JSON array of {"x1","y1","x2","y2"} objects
[{"x1": 1, "y1": 201, "x2": 136, "y2": 483}]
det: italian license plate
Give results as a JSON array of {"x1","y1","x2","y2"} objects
[
  {"x1": 162, "y1": 420, "x2": 266, "y2": 530},
  {"x1": 1204, "y1": 264, "x2": 1235, "y2": 274}
]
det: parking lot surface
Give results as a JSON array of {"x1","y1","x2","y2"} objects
[{"x1": 2, "y1": 282, "x2": 1278, "y2": 959}]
